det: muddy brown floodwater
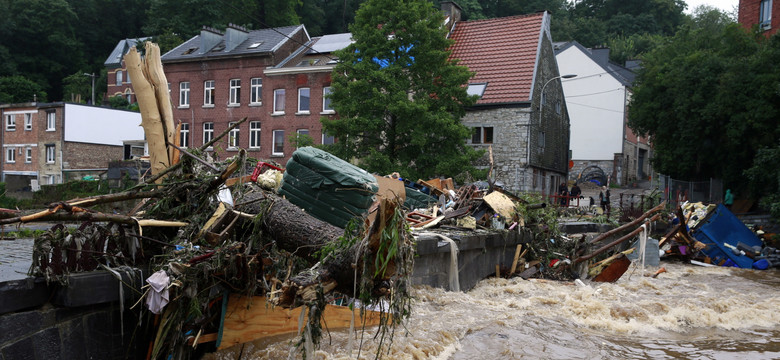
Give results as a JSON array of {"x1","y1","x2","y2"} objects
[{"x1": 207, "y1": 262, "x2": 780, "y2": 359}]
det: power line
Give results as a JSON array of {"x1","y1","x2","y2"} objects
[
  {"x1": 565, "y1": 87, "x2": 624, "y2": 98},
  {"x1": 566, "y1": 101, "x2": 624, "y2": 113}
]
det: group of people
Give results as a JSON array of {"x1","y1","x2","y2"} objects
[
  {"x1": 557, "y1": 182, "x2": 611, "y2": 213},
  {"x1": 557, "y1": 182, "x2": 582, "y2": 207}
]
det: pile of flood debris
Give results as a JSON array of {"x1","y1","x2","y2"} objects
[{"x1": 4, "y1": 42, "x2": 777, "y2": 360}]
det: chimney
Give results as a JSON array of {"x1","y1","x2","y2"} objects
[
  {"x1": 225, "y1": 23, "x2": 249, "y2": 52},
  {"x1": 441, "y1": 1, "x2": 462, "y2": 33},
  {"x1": 590, "y1": 46, "x2": 611, "y2": 64},
  {"x1": 199, "y1": 26, "x2": 223, "y2": 54}
]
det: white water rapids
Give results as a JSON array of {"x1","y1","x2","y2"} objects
[{"x1": 207, "y1": 262, "x2": 780, "y2": 359}]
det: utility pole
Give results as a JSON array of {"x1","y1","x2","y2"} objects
[{"x1": 83, "y1": 72, "x2": 96, "y2": 105}]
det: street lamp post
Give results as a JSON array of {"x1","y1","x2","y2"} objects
[
  {"x1": 83, "y1": 72, "x2": 96, "y2": 105},
  {"x1": 538, "y1": 74, "x2": 577, "y2": 125}
]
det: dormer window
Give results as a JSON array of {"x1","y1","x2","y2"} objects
[{"x1": 467, "y1": 83, "x2": 487, "y2": 98}]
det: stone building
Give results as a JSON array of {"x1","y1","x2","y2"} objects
[
  {"x1": 447, "y1": 4, "x2": 571, "y2": 194},
  {"x1": 104, "y1": 37, "x2": 151, "y2": 105}
]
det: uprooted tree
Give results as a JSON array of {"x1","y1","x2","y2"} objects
[{"x1": 16, "y1": 41, "x2": 415, "y2": 359}]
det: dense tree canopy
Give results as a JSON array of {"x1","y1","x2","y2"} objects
[
  {"x1": 628, "y1": 12, "x2": 780, "y2": 190},
  {"x1": 322, "y1": 0, "x2": 481, "y2": 179}
]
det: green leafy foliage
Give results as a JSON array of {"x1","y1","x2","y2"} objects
[
  {"x1": 0, "y1": 76, "x2": 47, "y2": 103},
  {"x1": 323, "y1": 0, "x2": 482, "y2": 180},
  {"x1": 628, "y1": 18, "x2": 780, "y2": 190},
  {"x1": 745, "y1": 145, "x2": 780, "y2": 220}
]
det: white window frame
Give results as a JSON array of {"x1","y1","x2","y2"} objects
[
  {"x1": 24, "y1": 113, "x2": 32, "y2": 130},
  {"x1": 273, "y1": 89, "x2": 285, "y2": 114},
  {"x1": 204, "y1": 80, "x2": 215, "y2": 107},
  {"x1": 250, "y1": 78, "x2": 262, "y2": 105},
  {"x1": 321, "y1": 86, "x2": 334, "y2": 114},
  {"x1": 6, "y1": 148, "x2": 15, "y2": 163},
  {"x1": 297, "y1": 87, "x2": 310, "y2": 114},
  {"x1": 322, "y1": 132, "x2": 335, "y2": 145},
  {"x1": 6, "y1": 114, "x2": 15, "y2": 131},
  {"x1": 25, "y1": 147, "x2": 32, "y2": 163},
  {"x1": 46, "y1": 145, "x2": 56, "y2": 164},
  {"x1": 272, "y1": 130, "x2": 284, "y2": 156},
  {"x1": 203, "y1": 122, "x2": 214, "y2": 146},
  {"x1": 46, "y1": 111, "x2": 56, "y2": 131},
  {"x1": 760, "y1": 0, "x2": 773, "y2": 29},
  {"x1": 228, "y1": 122, "x2": 240, "y2": 149},
  {"x1": 116, "y1": 70, "x2": 123, "y2": 86},
  {"x1": 249, "y1": 121, "x2": 261, "y2": 149},
  {"x1": 179, "y1": 82, "x2": 190, "y2": 107},
  {"x1": 180, "y1": 123, "x2": 190, "y2": 148},
  {"x1": 229, "y1": 79, "x2": 241, "y2": 106}
]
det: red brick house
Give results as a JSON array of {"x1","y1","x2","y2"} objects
[
  {"x1": 447, "y1": 3, "x2": 572, "y2": 193},
  {"x1": 160, "y1": 24, "x2": 314, "y2": 164},
  {"x1": 739, "y1": 0, "x2": 779, "y2": 36},
  {"x1": 105, "y1": 37, "x2": 151, "y2": 105},
  {"x1": 1, "y1": 102, "x2": 144, "y2": 192}
]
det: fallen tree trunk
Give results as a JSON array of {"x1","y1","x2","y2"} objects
[{"x1": 237, "y1": 189, "x2": 410, "y2": 308}]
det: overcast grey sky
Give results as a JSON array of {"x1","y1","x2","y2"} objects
[{"x1": 684, "y1": 0, "x2": 738, "y2": 14}]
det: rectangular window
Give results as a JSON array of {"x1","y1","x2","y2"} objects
[
  {"x1": 539, "y1": 131, "x2": 546, "y2": 149},
  {"x1": 6, "y1": 114, "x2": 15, "y2": 131},
  {"x1": 471, "y1": 126, "x2": 493, "y2": 144},
  {"x1": 760, "y1": 0, "x2": 773, "y2": 29},
  {"x1": 229, "y1": 79, "x2": 241, "y2": 105},
  {"x1": 272, "y1": 130, "x2": 284, "y2": 156},
  {"x1": 296, "y1": 129, "x2": 309, "y2": 148},
  {"x1": 249, "y1": 121, "x2": 261, "y2": 148},
  {"x1": 204, "y1": 80, "x2": 215, "y2": 106},
  {"x1": 6, "y1": 148, "x2": 15, "y2": 163},
  {"x1": 273, "y1": 89, "x2": 285, "y2": 114},
  {"x1": 116, "y1": 70, "x2": 123, "y2": 86},
  {"x1": 180, "y1": 123, "x2": 190, "y2": 147},
  {"x1": 250, "y1": 78, "x2": 262, "y2": 104},
  {"x1": 322, "y1": 86, "x2": 334, "y2": 113},
  {"x1": 179, "y1": 82, "x2": 190, "y2": 107},
  {"x1": 297, "y1": 88, "x2": 310, "y2": 113},
  {"x1": 203, "y1": 122, "x2": 214, "y2": 145},
  {"x1": 322, "y1": 132, "x2": 335, "y2": 145},
  {"x1": 47, "y1": 111, "x2": 56, "y2": 130},
  {"x1": 24, "y1": 113, "x2": 32, "y2": 130},
  {"x1": 25, "y1": 147, "x2": 32, "y2": 163},
  {"x1": 228, "y1": 122, "x2": 240, "y2": 149},
  {"x1": 46, "y1": 145, "x2": 55, "y2": 163}
]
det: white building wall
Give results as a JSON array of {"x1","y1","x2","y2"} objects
[
  {"x1": 63, "y1": 103, "x2": 144, "y2": 145},
  {"x1": 556, "y1": 47, "x2": 626, "y2": 161}
]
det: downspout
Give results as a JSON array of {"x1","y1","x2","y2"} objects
[{"x1": 60, "y1": 104, "x2": 65, "y2": 183}]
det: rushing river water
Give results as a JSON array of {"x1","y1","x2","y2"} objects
[{"x1": 207, "y1": 262, "x2": 780, "y2": 359}]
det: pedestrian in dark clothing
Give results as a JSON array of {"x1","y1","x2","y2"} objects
[
  {"x1": 599, "y1": 186, "x2": 610, "y2": 213},
  {"x1": 558, "y1": 183, "x2": 569, "y2": 206},
  {"x1": 570, "y1": 183, "x2": 582, "y2": 206}
]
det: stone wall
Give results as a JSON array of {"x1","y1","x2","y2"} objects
[{"x1": 462, "y1": 106, "x2": 533, "y2": 192}]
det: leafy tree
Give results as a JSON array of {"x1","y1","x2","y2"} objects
[
  {"x1": 2, "y1": 0, "x2": 85, "y2": 101},
  {"x1": 628, "y1": 14, "x2": 780, "y2": 190},
  {"x1": 745, "y1": 145, "x2": 780, "y2": 219},
  {"x1": 323, "y1": 0, "x2": 481, "y2": 180},
  {"x1": 0, "y1": 76, "x2": 47, "y2": 104},
  {"x1": 62, "y1": 72, "x2": 92, "y2": 103},
  {"x1": 108, "y1": 95, "x2": 131, "y2": 110}
]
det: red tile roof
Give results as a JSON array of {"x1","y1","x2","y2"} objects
[{"x1": 449, "y1": 13, "x2": 545, "y2": 104}]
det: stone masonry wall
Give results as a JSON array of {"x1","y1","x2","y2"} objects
[{"x1": 462, "y1": 106, "x2": 533, "y2": 192}]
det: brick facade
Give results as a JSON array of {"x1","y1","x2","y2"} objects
[
  {"x1": 739, "y1": 0, "x2": 780, "y2": 36},
  {"x1": 162, "y1": 28, "x2": 326, "y2": 164}
]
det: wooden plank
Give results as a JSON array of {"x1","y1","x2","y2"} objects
[
  {"x1": 219, "y1": 295, "x2": 383, "y2": 350},
  {"x1": 509, "y1": 244, "x2": 523, "y2": 275}
]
